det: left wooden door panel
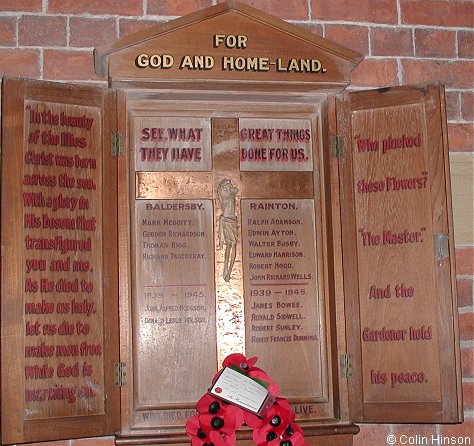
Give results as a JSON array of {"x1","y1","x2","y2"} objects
[{"x1": 1, "y1": 78, "x2": 120, "y2": 444}]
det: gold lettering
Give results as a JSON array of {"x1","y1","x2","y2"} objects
[
  {"x1": 300, "y1": 59, "x2": 310, "y2": 71},
  {"x1": 213, "y1": 34, "x2": 226, "y2": 47},
  {"x1": 135, "y1": 53, "x2": 174, "y2": 69},
  {"x1": 276, "y1": 58, "x2": 286, "y2": 71},
  {"x1": 213, "y1": 34, "x2": 248, "y2": 48},
  {"x1": 312, "y1": 59, "x2": 323, "y2": 72},
  {"x1": 180, "y1": 55, "x2": 215, "y2": 70},
  {"x1": 136, "y1": 53, "x2": 149, "y2": 68},
  {"x1": 288, "y1": 58, "x2": 299, "y2": 71},
  {"x1": 275, "y1": 58, "x2": 325, "y2": 73},
  {"x1": 222, "y1": 56, "x2": 270, "y2": 72}
]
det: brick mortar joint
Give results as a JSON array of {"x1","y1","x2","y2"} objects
[
  {"x1": 1, "y1": 45, "x2": 95, "y2": 51},
  {"x1": 362, "y1": 55, "x2": 474, "y2": 62},
  {"x1": 448, "y1": 119, "x2": 474, "y2": 124},
  {"x1": 447, "y1": 88, "x2": 474, "y2": 93},
  {"x1": 301, "y1": 20, "x2": 474, "y2": 33},
  {"x1": 2, "y1": 11, "x2": 174, "y2": 20},
  {"x1": 2, "y1": 11, "x2": 474, "y2": 32},
  {"x1": 458, "y1": 306, "x2": 474, "y2": 314}
]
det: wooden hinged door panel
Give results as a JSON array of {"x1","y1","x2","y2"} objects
[
  {"x1": 1, "y1": 78, "x2": 120, "y2": 444},
  {"x1": 336, "y1": 84, "x2": 462, "y2": 423}
]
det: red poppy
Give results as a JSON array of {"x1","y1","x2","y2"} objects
[
  {"x1": 260, "y1": 431, "x2": 308, "y2": 446},
  {"x1": 248, "y1": 367, "x2": 280, "y2": 397},
  {"x1": 186, "y1": 414, "x2": 238, "y2": 446},
  {"x1": 255, "y1": 424, "x2": 308, "y2": 446},
  {"x1": 243, "y1": 410, "x2": 265, "y2": 429},
  {"x1": 209, "y1": 429, "x2": 237, "y2": 446},
  {"x1": 283, "y1": 430, "x2": 308, "y2": 446},
  {"x1": 199, "y1": 410, "x2": 241, "y2": 437},
  {"x1": 252, "y1": 398, "x2": 295, "y2": 444},
  {"x1": 197, "y1": 394, "x2": 225, "y2": 415},
  {"x1": 185, "y1": 414, "x2": 211, "y2": 446},
  {"x1": 222, "y1": 353, "x2": 258, "y2": 372},
  {"x1": 198, "y1": 394, "x2": 244, "y2": 427}
]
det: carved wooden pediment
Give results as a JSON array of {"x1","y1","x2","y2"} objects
[{"x1": 94, "y1": 0, "x2": 363, "y2": 92}]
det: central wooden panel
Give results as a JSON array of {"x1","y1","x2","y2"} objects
[{"x1": 128, "y1": 104, "x2": 331, "y2": 432}]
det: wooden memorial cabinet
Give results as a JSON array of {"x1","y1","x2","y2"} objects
[{"x1": 0, "y1": 2, "x2": 462, "y2": 445}]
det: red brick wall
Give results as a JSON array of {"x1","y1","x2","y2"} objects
[{"x1": 1, "y1": 1, "x2": 472, "y2": 445}]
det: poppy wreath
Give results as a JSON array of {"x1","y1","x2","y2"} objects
[{"x1": 186, "y1": 353, "x2": 309, "y2": 446}]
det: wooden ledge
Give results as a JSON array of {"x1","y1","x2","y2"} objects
[{"x1": 115, "y1": 422, "x2": 360, "y2": 445}]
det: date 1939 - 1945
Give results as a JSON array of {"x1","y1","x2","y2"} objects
[{"x1": 143, "y1": 290, "x2": 205, "y2": 299}]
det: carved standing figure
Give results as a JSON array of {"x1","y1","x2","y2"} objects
[{"x1": 217, "y1": 178, "x2": 238, "y2": 282}]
